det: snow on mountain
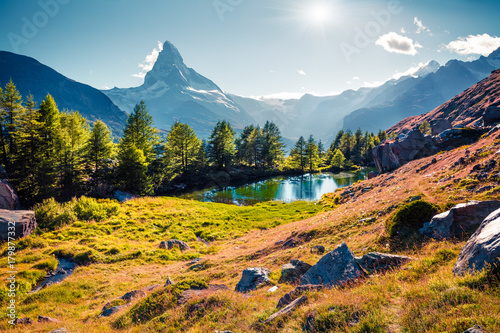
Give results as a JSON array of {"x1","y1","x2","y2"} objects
[{"x1": 103, "y1": 41, "x2": 254, "y2": 137}]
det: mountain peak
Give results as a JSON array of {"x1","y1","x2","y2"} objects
[{"x1": 488, "y1": 46, "x2": 500, "y2": 60}]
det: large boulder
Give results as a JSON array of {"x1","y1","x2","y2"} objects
[
  {"x1": 235, "y1": 267, "x2": 271, "y2": 293},
  {"x1": 372, "y1": 129, "x2": 436, "y2": 173},
  {"x1": 279, "y1": 259, "x2": 312, "y2": 284},
  {"x1": 483, "y1": 105, "x2": 500, "y2": 126},
  {"x1": 462, "y1": 326, "x2": 489, "y2": 333},
  {"x1": 277, "y1": 284, "x2": 322, "y2": 309},
  {"x1": 420, "y1": 201, "x2": 500, "y2": 240},
  {"x1": 355, "y1": 252, "x2": 412, "y2": 274},
  {"x1": 431, "y1": 119, "x2": 452, "y2": 136},
  {"x1": 453, "y1": 208, "x2": 500, "y2": 276},
  {"x1": 300, "y1": 242, "x2": 366, "y2": 287},
  {"x1": 0, "y1": 210, "x2": 36, "y2": 242}
]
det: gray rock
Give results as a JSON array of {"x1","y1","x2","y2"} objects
[
  {"x1": 454, "y1": 208, "x2": 500, "y2": 276},
  {"x1": 463, "y1": 325, "x2": 489, "y2": 333},
  {"x1": 420, "y1": 201, "x2": 500, "y2": 239},
  {"x1": 49, "y1": 329, "x2": 70, "y2": 333},
  {"x1": 279, "y1": 260, "x2": 312, "y2": 284},
  {"x1": 355, "y1": 252, "x2": 412, "y2": 274},
  {"x1": 235, "y1": 267, "x2": 271, "y2": 293},
  {"x1": 483, "y1": 106, "x2": 500, "y2": 126},
  {"x1": 282, "y1": 238, "x2": 299, "y2": 248},
  {"x1": 310, "y1": 245, "x2": 325, "y2": 254},
  {"x1": 277, "y1": 284, "x2": 322, "y2": 309},
  {"x1": 300, "y1": 242, "x2": 366, "y2": 287},
  {"x1": 160, "y1": 239, "x2": 191, "y2": 251},
  {"x1": 113, "y1": 190, "x2": 136, "y2": 202},
  {"x1": 264, "y1": 295, "x2": 308, "y2": 324},
  {"x1": 120, "y1": 290, "x2": 146, "y2": 302},
  {"x1": 15, "y1": 317, "x2": 33, "y2": 325},
  {"x1": 431, "y1": 119, "x2": 452, "y2": 136},
  {"x1": 38, "y1": 315, "x2": 59, "y2": 323},
  {"x1": 368, "y1": 171, "x2": 379, "y2": 180},
  {"x1": 0, "y1": 179, "x2": 19, "y2": 210},
  {"x1": 100, "y1": 305, "x2": 128, "y2": 317},
  {"x1": 0, "y1": 209, "x2": 36, "y2": 242}
]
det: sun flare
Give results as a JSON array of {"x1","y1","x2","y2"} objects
[{"x1": 306, "y1": 3, "x2": 331, "y2": 24}]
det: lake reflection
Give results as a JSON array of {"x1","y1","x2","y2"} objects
[{"x1": 182, "y1": 170, "x2": 372, "y2": 205}]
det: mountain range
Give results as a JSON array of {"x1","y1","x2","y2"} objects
[
  {"x1": 1, "y1": 42, "x2": 499, "y2": 143},
  {"x1": 0, "y1": 51, "x2": 128, "y2": 137}
]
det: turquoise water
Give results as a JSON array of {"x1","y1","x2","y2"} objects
[{"x1": 182, "y1": 169, "x2": 373, "y2": 205}]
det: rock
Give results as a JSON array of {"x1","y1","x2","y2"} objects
[
  {"x1": 431, "y1": 119, "x2": 452, "y2": 136},
  {"x1": 408, "y1": 195, "x2": 422, "y2": 202},
  {"x1": 165, "y1": 277, "x2": 175, "y2": 286},
  {"x1": 38, "y1": 315, "x2": 60, "y2": 323},
  {"x1": 120, "y1": 290, "x2": 146, "y2": 302},
  {"x1": 420, "y1": 201, "x2": 500, "y2": 240},
  {"x1": 15, "y1": 317, "x2": 34, "y2": 325},
  {"x1": 303, "y1": 314, "x2": 316, "y2": 332},
  {"x1": 0, "y1": 179, "x2": 19, "y2": 210},
  {"x1": 463, "y1": 325, "x2": 489, "y2": 333},
  {"x1": 310, "y1": 245, "x2": 325, "y2": 254},
  {"x1": 160, "y1": 239, "x2": 190, "y2": 251},
  {"x1": 264, "y1": 296, "x2": 308, "y2": 324},
  {"x1": 100, "y1": 305, "x2": 128, "y2": 317},
  {"x1": 49, "y1": 329, "x2": 70, "y2": 333},
  {"x1": 372, "y1": 129, "x2": 436, "y2": 173},
  {"x1": 235, "y1": 267, "x2": 271, "y2": 293},
  {"x1": 277, "y1": 284, "x2": 322, "y2": 309},
  {"x1": 113, "y1": 190, "x2": 136, "y2": 202},
  {"x1": 282, "y1": 238, "x2": 299, "y2": 248},
  {"x1": 483, "y1": 106, "x2": 500, "y2": 126},
  {"x1": 300, "y1": 242, "x2": 367, "y2": 287},
  {"x1": 355, "y1": 252, "x2": 412, "y2": 274},
  {"x1": 368, "y1": 171, "x2": 379, "y2": 180},
  {"x1": 0, "y1": 209, "x2": 36, "y2": 242},
  {"x1": 454, "y1": 208, "x2": 500, "y2": 276},
  {"x1": 279, "y1": 259, "x2": 312, "y2": 284}
]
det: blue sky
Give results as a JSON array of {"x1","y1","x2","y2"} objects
[{"x1": 1, "y1": 0, "x2": 500, "y2": 98}]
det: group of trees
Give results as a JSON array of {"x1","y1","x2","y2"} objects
[
  {"x1": 289, "y1": 129, "x2": 387, "y2": 171},
  {"x1": 1, "y1": 79, "x2": 386, "y2": 206}
]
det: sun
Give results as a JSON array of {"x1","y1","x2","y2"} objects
[{"x1": 306, "y1": 3, "x2": 331, "y2": 24}]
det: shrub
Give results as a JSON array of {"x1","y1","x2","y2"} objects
[
  {"x1": 34, "y1": 198, "x2": 76, "y2": 230},
  {"x1": 386, "y1": 200, "x2": 439, "y2": 238},
  {"x1": 72, "y1": 196, "x2": 120, "y2": 222}
]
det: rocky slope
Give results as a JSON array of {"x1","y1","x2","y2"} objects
[
  {"x1": 0, "y1": 51, "x2": 128, "y2": 137},
  {"x1": 389, "y1": 68, "x2": 500, "y2": 136},
  {"x1": 103, "y1": 41, "x2": 254, "y2": 137}
]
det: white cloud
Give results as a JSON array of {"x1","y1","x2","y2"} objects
[
  {"x1": 362, "y1": 80, "x2": 384, "y2": 88},
  {"x1": 400, "y1": 27, "x2": 406, "y2": 34},
  {"x1": 376, "y1": 32, "x2": 422, "y2": 55},
  {"x1": 352, "y1": 76, "x2": 360, "y2": 80},
  {"x1": 445, "y1": 33, "x2": 500, "y2": 56},
  {"x1": 133, "y1": 41, "x2": 164, "y2": 78},
  {"x1": 414, "y1": 17, "x2": 430, "y2": 34},
  {"x1": 297, "y1": 69, "x2": 306, "y2": 76}
]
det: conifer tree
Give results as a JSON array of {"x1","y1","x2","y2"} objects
[
  {"x1": 207, "y1": 120, "x2": 235, "y2": 169},
  {"x1": 261, "y1": 121, "x2": 285, "y2": 168},
  {"x1": 84, "y1": 120, "x2": 115, "y2": 182},
  {"x1": 11, "y1": 95, "x2": 41, "y2": 205},
  {"x1": 1, "y1": 79, "x2": 23, "y2": 159},
  {"x1": 330, "y1": 149, "x2": 346, "y2": 169},
  {"x1": 290, "y1": 136, "x2": 307, "y2": 171},
  {"x1": 305, "y1": 135, "x2": 320, "y2": 171},
  {"x1": 166, "y1": 122, "x2": 201, "y2": 172},
  {"x1": 117, "y1": 143, "x2": 149, "y2": 194}
]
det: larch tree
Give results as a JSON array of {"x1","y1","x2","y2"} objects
[
  {"x1": 207, "y1": 120, "x2": 236, "y2": 169},
  {"x1": 84, "y1": 120, "x2": 115, "y2": 184},
  {"x1": 305, "y1": 135, "x2": 320, "y2": 171},
  {"x1": 261, "y1": 121, "x2": 285, "y2": 168},
  {"x1": 166, "y1": 122, "x2": 201, "y2": 172},
  {"x1": 1, "y1": 79, "x2": 23, "y2": 161},
  {"x1": 290, "y1": 136, "x2": 307, "y2": 171}
]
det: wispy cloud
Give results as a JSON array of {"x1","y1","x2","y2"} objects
[
  {"x1": 297, "y1": 69, "x2": 307, "y2": 76},
  {"x1": 414, "y1": 17, "x2": 430, "y2": 34},
  {"x1": 133, "y1": 41, "x2": 164, "y2": 79},
  {"x1": 445, "y1": 33, "x2": 500, "y2": 56},
  {"x1": 376, "y1": 32, "x2": 422, "y2": 55}
]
